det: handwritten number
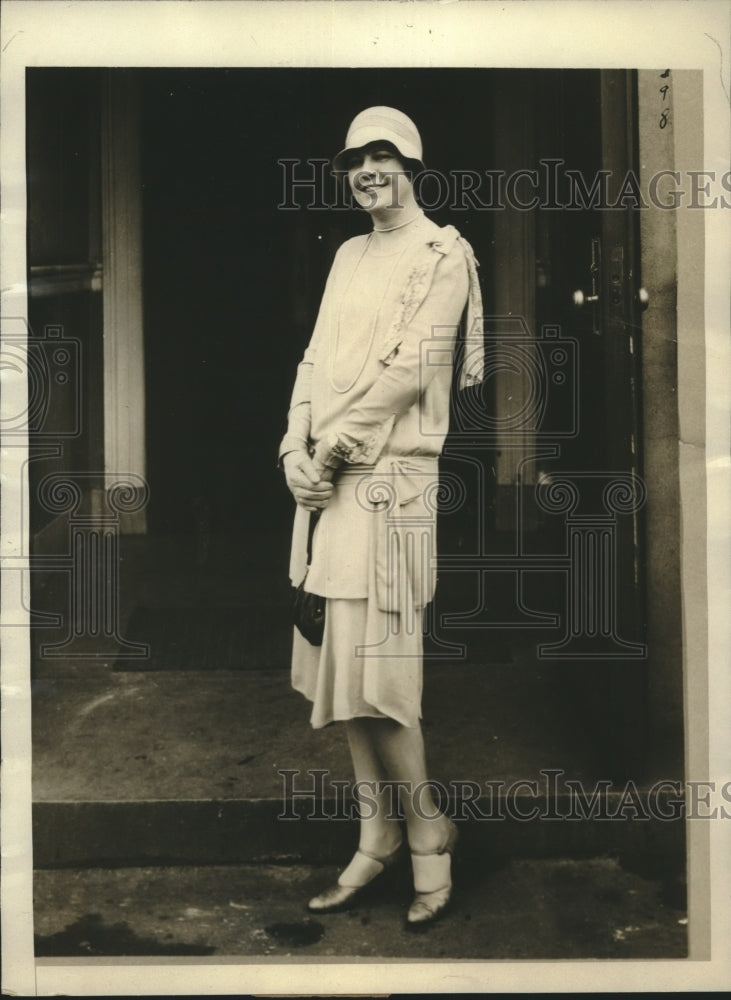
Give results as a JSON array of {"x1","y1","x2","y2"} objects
[{"x1": 658, "y1": 72, "x2": 671, "y2": 130}]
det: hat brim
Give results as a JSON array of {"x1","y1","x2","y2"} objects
[{"x1": 332, "y1": 139, "x2": 424, "y2": 174}]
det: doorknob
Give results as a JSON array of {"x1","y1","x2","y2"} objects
[
  {"x1": 636, "y1": 287, "x2": 650, "y2": 311},
  {"x1": 572, "y1": 236, "x2": 602, "y2": 335}
]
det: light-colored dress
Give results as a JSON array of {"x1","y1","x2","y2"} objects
[{"x1": 280, "y1": 211, "x2": 475, "y2": 728}]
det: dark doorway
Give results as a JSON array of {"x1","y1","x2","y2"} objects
[{"x1": 140, "y1": 68, "x2": 497, "y2": 570}]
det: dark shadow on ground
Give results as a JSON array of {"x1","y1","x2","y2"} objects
[{"x1": 34, "y1": 912, "x2": 216, "y2": 957}]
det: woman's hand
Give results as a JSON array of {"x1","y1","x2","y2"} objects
[{"x1": 282, "y1": 451, "x2": 334, "y2": 512}]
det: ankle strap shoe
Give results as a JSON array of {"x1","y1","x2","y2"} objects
[
  {"x1": 406, "y1": 821, "x2": 459, "y2": 928},
  {"x1": 307, "y1": 839, "x2": 405, "y2": 913}
]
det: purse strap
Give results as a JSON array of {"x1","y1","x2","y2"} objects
[{"x1": 306, "y1": 510, "x2": 321, "y2": 566}]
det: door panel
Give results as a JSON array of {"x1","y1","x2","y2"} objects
[{"x1": 532, "y1": 70, "x2": 648, "y2": 776}]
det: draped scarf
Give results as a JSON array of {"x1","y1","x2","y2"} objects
[{"x1": 378, "y1": 224, "x2": 484, "y2": 391}]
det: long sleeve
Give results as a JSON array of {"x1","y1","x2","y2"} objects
[
  {"x1": 313, "y1": 241, "x2": 469, "y2": 469},
  {"x1": 278, "y1": 344, "x2": 315, "y2": 462},
  {"x1": 278, "y1": 246, "x2": 345, "y2": 464}
]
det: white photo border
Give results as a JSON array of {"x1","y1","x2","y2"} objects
[{"x1": 1, "y1": 0, "x2": 729, "y2": 994}]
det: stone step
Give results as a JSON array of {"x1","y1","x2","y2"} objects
[{"x1": 32, "y1": 662, "x2": 685, "y2": 869}]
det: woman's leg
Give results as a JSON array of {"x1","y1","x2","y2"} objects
[
  {"x1": 361, "y1": 717, "x2": 456, "y2": 919},
  {"x1": 360, "y1": 717, "x2": 451, "y2": 853},
  {"x1": 333, "y1": 718, "x2": 403, "y2": 887},
  {"x1": 346, "y1": 718, "x2": 403, "y2": 854}
]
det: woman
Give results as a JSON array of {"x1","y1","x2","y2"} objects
[{"x1": 279, "y1": 106, "x2": 483, "y2": 927}]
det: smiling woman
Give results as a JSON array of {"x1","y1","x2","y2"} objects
[
  {"x1": 279, "y1": 106, "x2": 484, "y2": 928},
  {"x1": 347, "y1": 146, "x2": 415, "y2": 213}
]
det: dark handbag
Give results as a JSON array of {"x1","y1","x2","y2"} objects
[{"x1": 292, "y1": 511, "x2": 325, "y2": 646}]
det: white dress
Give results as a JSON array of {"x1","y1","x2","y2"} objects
[{"x1": 283, "y1": 213, "x2": 471, "y2": 728}]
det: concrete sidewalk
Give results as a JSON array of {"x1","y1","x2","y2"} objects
[{"x1": 34, "y1": 856, "x2": 687, "y2": 959}]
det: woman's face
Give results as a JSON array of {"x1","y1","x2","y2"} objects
[{"x1": 346, "y1": 144, "x2": 413, "y2": 213}]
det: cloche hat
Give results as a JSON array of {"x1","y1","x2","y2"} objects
[{"x1": 332, "y1": 106, "x2": 424, "y2": 173}]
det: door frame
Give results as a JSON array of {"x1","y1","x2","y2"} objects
[{"x1": 101, "y1": 70, "x2": 147, "y2": 534}]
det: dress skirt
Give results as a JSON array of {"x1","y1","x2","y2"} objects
[
  {"x1": 292, "y1": 598, "x2": 424, "y2": 729},
  {"x1": 290, "y1": 460, "x2": 436, "y2": 730}
]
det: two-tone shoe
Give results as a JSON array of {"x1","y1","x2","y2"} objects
[
  {"x1": 406, "y1": 820, "x2": 459, "y2": 928},
  {"x1": 307, "y1": 839, "x2": 405, "y2": 914}
]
